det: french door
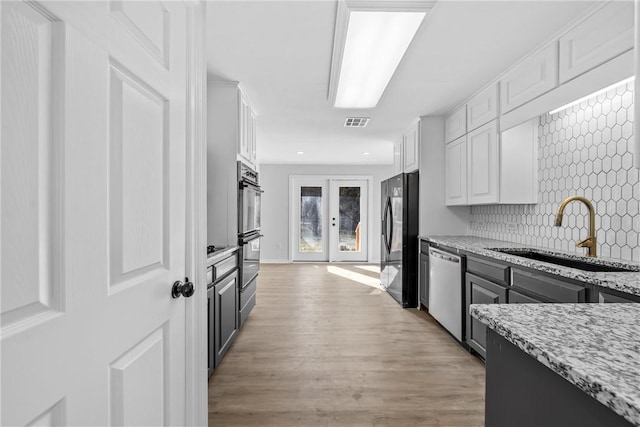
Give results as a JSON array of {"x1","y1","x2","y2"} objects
[{"x1": 291, "y1": 177, "x2": 369, "y2": 262}]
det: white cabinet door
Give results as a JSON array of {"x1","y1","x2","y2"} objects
[
  {"x1": 445, "y1": 136, "x2": 467, "y2": 206},
  {"x1": 559, "y1": 1, "x2": 634, "y2": 84},
  {"x1": 445, "y1": 105, "x2": 467, "y2": 143},
  {"x1": 467, "y1": 83, "x2": 499, "y2": 132},
  {"x1": 1, "y1": 2, "x2": 192, "y2": 426},
  {"x1": 251, "y1": 110, "x2": 257, "y2": 164},
  {"x1": 500, "y1": 42, "x2": 558, "y2": 113},
  {"x1": 393, "y1": 139, "x2": 404, "y2": 175},
  {"x1": 500, "y1": 120, "x2": 538, "y2": 204},
  {"x1": 467, "y1": 120, "x2": 499, "y2": 204},
  {"x1": 238, "y1": 96, "x2": 251, "y2": 162},
  {"x1": 403, "y1": 121, "x2": 420, "y2": 173}
]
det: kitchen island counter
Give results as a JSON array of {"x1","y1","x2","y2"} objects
[{"x1": 471, "y1": 303, "x2": 640, "y2": 426}]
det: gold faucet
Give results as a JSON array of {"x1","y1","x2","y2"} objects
[{"x1": 554, "y1": 196, "x2": 597, "y2": 257}]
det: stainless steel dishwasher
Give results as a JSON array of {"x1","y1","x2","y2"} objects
[{"x1": 428, "y1": 247, "x2": 464, "y2": 342}]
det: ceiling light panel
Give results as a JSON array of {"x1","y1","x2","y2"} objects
[
  {"x1": 329, "y1": 1, "x2": 434, "y2": 110},
  {"x1": 336, "y1": 11, "x2": 424, "y2": 108}
]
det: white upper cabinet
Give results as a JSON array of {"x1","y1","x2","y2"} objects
[
  {"x1": 393, "y1": 138, "x2": 403, "y2": 175},
  {"x1": 238, "y1": 94, "x2": 257, "y2": 166},
  {"x1": 500, "y1": 42, "x2": 558, "y2": 113},
  {"x1": 467, "y1": 120, "x2": 499, "y2": 205},
  {"x1": 500, "y1": 120, "x2": 538, "y2": 204},
  {"x1": 445, "y1": 136, "x2": 468, "y2": 206},
  {"x1": 467, "y1": 83, "x2": 499, "y2": 132},
  {"x1": 559, "y1": 1, "x2": 634, "y2": 84},
  {"x1": 209, "y1": 82, "x2": 257, "y2": 168},
  {"x1": 403, "y1": 121, "x2": 420, "y2": 173},
  {"x1": 445, "y1": 105, "x2": 467, "y2": 143}
]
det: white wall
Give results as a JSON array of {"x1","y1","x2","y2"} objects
[
  {"x1": 260, "y1": 163, "x2": 394, "y2": 263},
  {"x1": 419, "y1": 116, "x2": 470, "y2": 236}
]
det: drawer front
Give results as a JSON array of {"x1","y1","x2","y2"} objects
[
  {"x1": 206, "y1": 266, "x2": 213, "y2": 285},
  {"x1": 508, "y1": 289, "x2": 543, "y2": 304},
  {"x1": 466, "y1": 256, "x2": 510, "y2": 286},
  {"x1": 420, "y1": 240, "x2": 430, "y2": 255},
  {"x1": 240, "y1": 277, "x2": 257, "y2": 308},
  {"x1": 596, "y1": 288, "x2": 640, "y2": 303},
  {"x1": 213, "y1": 254, "x2": 237, "y2": 283},
  {"x1": 239, "y1": 291, "x2": 256, "y2": 327},
  {"x1": 511, "y1": 268, "x2": 587, "y2": 303}
]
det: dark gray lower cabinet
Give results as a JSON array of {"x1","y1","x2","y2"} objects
[
  {"x1": 486, "y1": 330, "x2": 633, "y2": 427},
  {"x1": 419, "y1": 247, "x2": 429, "y2": 309},
  {"x1": 594, "y1": 287, "x2": 640, "y2": 303},
  {"x1": 465, "y1": 273, "x2": 507, "y2": 358},
  {"x1": 508, "y1": 289, "x2": 544, "y2": 304},
  {"x1": 511, "y1": 268, "x2": 589, "y2": 303},
  {"x1": 214, "y1": 271, "x2": 238, "y2": 367}
]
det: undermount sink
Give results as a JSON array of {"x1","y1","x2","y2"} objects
[{"x1": 488, "y1": 248, "x2": 640, "y2": 273}]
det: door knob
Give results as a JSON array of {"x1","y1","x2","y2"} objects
[{"x1": 172, "y1": 278, "x2": 195, "y2": 298}]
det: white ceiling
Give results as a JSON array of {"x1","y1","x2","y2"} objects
[{"x1": 206, "y1": 0, "x2": 597, "y2": 166}]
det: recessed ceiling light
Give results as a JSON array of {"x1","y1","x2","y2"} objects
[
  {"x1": 328, "y1": 2, "x2": 433, "y2": 109},
  {"x1": 362, "y1": 152, "x2": 370, "y2": 155},
  {"x1": 296, "y1": 151, "x2": 304, "y2": 155}
]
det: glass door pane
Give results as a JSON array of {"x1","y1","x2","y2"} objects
[
  {"x1": 330, "y1": 180, "x2": 368, "y2": 262},
  {"x1": 338, "y1": 187, "x2": 361, "y2": 252},
  {"x1": 299, "y1": 186, "x2": 323, "y2": 253}
]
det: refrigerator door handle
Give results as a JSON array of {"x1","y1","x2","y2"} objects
[
  {"x1": 384, "y1": 197, "x2": 392, "y2": 254},
  {"x1": 387, "y1": 198, "x2": 394, "y2": 253}
]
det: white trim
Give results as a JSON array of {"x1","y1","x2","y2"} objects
[
  {"x1": 184, "y1": 2, "x2": 207, "y2": 426},
  {"x1": 288, "y1": 175, "x2": 374, "y2": 263}
]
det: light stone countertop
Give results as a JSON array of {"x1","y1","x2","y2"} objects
[
  {"x1": 470, "y1": 303, "x2": 640, "y2": 426},
  {"x1": 206, "y1": 246, "x2": 238, "y2": 266},
  {"x1": 420, "y1": 235, "x2": 640, "y2": 297}
]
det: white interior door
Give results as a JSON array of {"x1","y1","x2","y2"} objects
[
  {"x1": 291, "y1": 179, "x2": 329, "y2": 261},
  {"x1": 329, "y1": 180, "x2": 368, "y2": 262},
  {"x1": 1, "y1": 2, "x2": 192, "y2": 425}
]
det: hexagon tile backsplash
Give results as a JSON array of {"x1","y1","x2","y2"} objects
[{"x1": 471, "y1": 81, "x2": 640, "y2": 262}]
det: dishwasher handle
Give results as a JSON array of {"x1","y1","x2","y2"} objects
[{"x1": 429, "y1": 248, "x2": 460, "y2": 263}]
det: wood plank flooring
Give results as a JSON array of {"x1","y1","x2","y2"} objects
[{"x1": 208, "y1": 263, "x2": 485, "y2": 426}]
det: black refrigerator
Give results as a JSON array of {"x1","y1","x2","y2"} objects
[{"x1": 380, "y1": 172, "x2": 419, "y2": 308}]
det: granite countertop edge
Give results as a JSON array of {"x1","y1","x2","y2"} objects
[
  {"x1": 206, "y1": 246, "x2": 239, "y2": 266},
  {"x1": 470, "y1": 304, "x2": 640, "y2": 426},
  {"x1": 420, "y1": 235, "x2": 640, "y2": 297}
]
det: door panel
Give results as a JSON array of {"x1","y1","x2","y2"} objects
[
  {"x1": 1, "y1": 1, "x2": 61, "y2": 331},
  {"x1": 293, "y1": 181, "x2": 329, "y2": 261},
  {"x1": 1, "y1": 2, "x2": 190, "y2": 425},
  {"x1": 329, "y1": 180, "x2": 368, "y2": 262}
]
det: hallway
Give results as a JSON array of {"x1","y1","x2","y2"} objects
[{"x1": 208, "y1": 263, "x2": 485, "y2": 426}]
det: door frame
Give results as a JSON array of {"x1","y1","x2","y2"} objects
[
  {"x1": 184, "y1": 2, "x2": 207, "y2": 426},
  {"x1": 288, "y1": 175, "x2": 373, "y2": 263}
]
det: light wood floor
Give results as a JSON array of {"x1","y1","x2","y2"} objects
[{"x1": 208, "y1": 263, "x2": 485, "y2": 426}]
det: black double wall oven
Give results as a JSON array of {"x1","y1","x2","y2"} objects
[{"x1": 238, "y1": 162, "x2": 261, "y2": 326}]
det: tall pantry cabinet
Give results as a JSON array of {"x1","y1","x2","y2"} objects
[{"x1": 207, "y1": 81, "x2": 258, "y2": 246}]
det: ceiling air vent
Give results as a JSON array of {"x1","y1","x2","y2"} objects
[{"x1": 344, "y1": 117, "x2": 370, "y2": 128}]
